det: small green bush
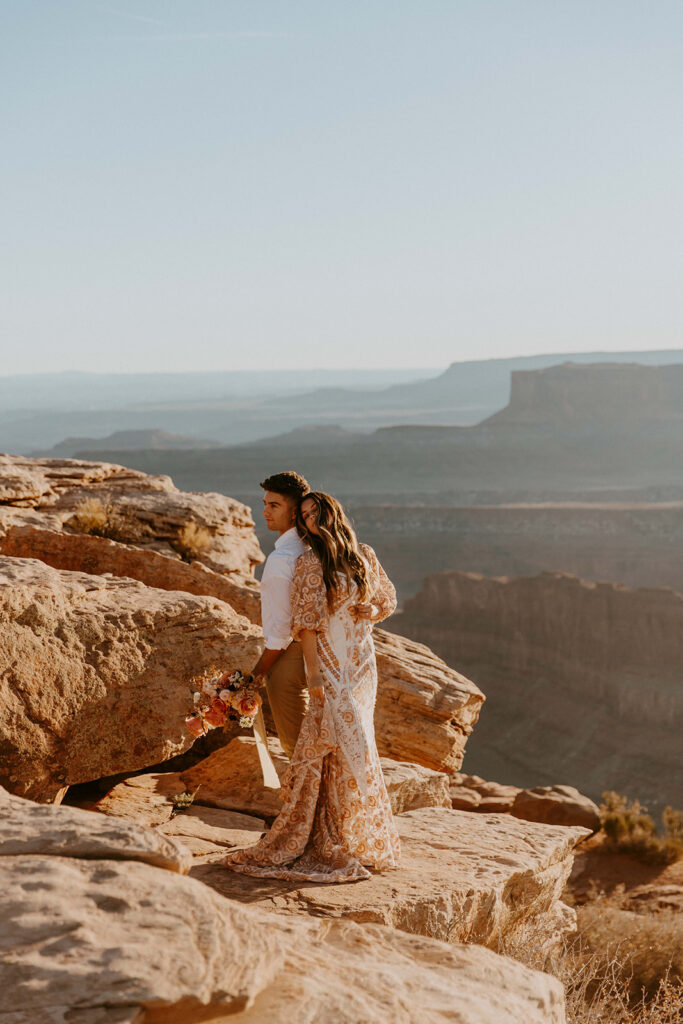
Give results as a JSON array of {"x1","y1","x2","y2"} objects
[{"x1": 600, "y1": 792, "x2": 683, "y2": 866}]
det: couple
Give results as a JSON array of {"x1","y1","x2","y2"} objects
[{"x1": 222, "y1": 471, "x2": 401, "y2": 884}]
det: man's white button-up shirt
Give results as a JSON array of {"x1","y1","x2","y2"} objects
[{"x1": 260, "y1": 527, "x2": 308, "y2": 650}]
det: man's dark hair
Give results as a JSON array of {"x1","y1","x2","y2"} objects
[{"x1": 260, "y1": 471, "x2": 310, "y2": 503}]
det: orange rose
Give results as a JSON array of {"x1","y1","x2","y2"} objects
[
  {"x1": 204, "y1": 696, "x2": 228, "y2": 728},
  {"x1": 234, "y1": 692, "x2": 261, "y2": 718}
]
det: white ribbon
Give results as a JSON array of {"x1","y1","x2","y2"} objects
[{"x1": 252, "y1": 708, "x2": 281, "y2": 789}]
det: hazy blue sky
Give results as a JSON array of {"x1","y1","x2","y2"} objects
[{"x1": 2, "y1": 1, "x2": 682, "y2": 373}]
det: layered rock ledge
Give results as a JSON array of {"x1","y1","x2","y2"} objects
[
  {"x1": 194, "y1": 806, "x2": 588, "y2": 953},
  {"x1": 0, "y1": 452, "x2": 263, "y2": 617}
]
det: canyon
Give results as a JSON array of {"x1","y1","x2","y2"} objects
[{"x1": 392, "y1": 568, "x2": 683, "y2": 811}]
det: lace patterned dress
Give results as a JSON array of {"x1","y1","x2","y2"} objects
[{"x1": 222, "y1": 543, "x2": 401, "y2": 883}]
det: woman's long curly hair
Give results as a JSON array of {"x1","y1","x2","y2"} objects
[{"x1": 296, "y1": 491, "x2": 371, "y2": 609}]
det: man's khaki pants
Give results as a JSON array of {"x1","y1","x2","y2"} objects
[{"x1": 265, "y1": 641, "x2": 308, "y2": 758}]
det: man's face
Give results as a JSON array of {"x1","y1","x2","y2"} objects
[{"x1": 262, "y1": 491, "x2": 296, "y2": 534}]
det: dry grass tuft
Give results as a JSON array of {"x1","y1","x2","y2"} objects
[
  {"x1": 498, "y1": 899, "x2": 682, "y2": 1024},
  {"x1": 174, "y1": 519, "x2": 213, "y2": 561},
  {"x1": 69, "y1": 497, "x2": 146, "y2": 544},
  {"x1": 600, "y1": 793, "x2": 683, "y2": 866}
]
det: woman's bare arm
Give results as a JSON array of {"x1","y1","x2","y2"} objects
[{"x1": 300, "y1": 628, "x2": 324, "y2": 703}]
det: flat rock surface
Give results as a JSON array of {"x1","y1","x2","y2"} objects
[
  {"x1": 0, "y1": 556, "x2": 262, "y2": 801},
  {"x1": 179, "y1": 736, "x2": 452, "y2": 820},
  {"x1": 0, "y1": 785, "x2": 190, "y2": 873},
  {"x1": 1, "y1": 851, "x2": 566, "y2": 1024},
  {"x1": 193, "y1": 806, "x2": 589, "y2": 952},
  {"x1": 93, "y1": 771, "x2": 190, "y2": 826},
  {"x1": 158, "y1": 805, "x2": 267, "y2": 857}
]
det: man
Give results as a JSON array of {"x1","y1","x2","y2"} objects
[{"x1": 250, "y1": 470, "x2": 310, "y2": 758}]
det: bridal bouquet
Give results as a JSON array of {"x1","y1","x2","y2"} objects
[{"x1": 185, "y1": 668, "x2": 262, "y2": 738}]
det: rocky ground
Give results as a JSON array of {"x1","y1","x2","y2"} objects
[{"x1": 1, "y1": 453, "x2": 674, "y2": 1024}]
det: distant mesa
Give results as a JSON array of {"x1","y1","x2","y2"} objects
[
  {"x1": 484, "y1": 361, "x2": 683, "y2": 426},
  {"x1": 242, "y1": 423, "x2": 365, "y2": 448},
  {"x1": 40, "y1": 429, "x2": 223, "y2": 458}
]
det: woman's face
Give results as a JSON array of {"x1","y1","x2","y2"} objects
[{"x1": 300, "y1": 497, "x2": 321, "y2": 536}]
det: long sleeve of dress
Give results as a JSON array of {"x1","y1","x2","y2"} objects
[
  {"x1": 361, "y1": 544, "x2": 397, "y2": 623},
  {"x1": 290, "y1": 551, "x2": 329, "y2": 640}
]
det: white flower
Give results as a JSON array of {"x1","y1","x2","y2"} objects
[
  {"x1": 201, "y1": 680, "x2": 215, "y2": 695},
  {"x1": 239, "y1": 716, "x2": 253, "y2": 728},
  {"x1": 219, "y1": 689, "x2": 232, "y2": 703},
  {"x1": 193, "y1": 691, "x2": 201, "y2": 705}
]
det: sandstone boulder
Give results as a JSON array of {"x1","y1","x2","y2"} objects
[
  {"x1": 0, "y1": 556, "x2": 262, "y2": 801},
  {"x1": 195, "y1": 806, "x2": 589, "y2": 955},
  {"x1": 374, "y1": 629, "x2": 485, "y2": 773},
  {"x1": 2, "y1": 854, "x2": 285, "y2": 1024},
  {"x1": 512, "y1": 785, "x2": 601, "y2": 831},
  {"x1": 450, "y1": 787, "x2": 482, "y2": 811},
  {"x1": 177, "y1": 736, "x2": 452, "y2": 820},
  {"x1": 449, "y1": 773, "x2": 521, "y2": 813},
  {"x1": 0, "y1": 784, "x2": 191, "y2": 873},
  {"x1": 381, "y1": 758, "x2": 452, "y2": 813}
]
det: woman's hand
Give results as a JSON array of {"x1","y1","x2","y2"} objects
[
  {"x1": 307, "y1": 671, "x2": 325, "y2": 704},
  {"x1": 350, "y1": 602, "x2": 377, "y2": 622}
]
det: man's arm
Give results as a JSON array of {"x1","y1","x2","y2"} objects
[
  {"x1": 251, "y1": 646, "x2": 286, "y2": 679},
  {"x1": 252, "y1": 563, "x2": 294, "y2": 682}
]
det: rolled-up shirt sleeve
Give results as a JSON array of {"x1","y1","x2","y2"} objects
[{"x1": 261, "y1": 561, "x2": 295, "y2": 649}]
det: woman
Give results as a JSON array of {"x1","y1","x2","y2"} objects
[{"x1": 222, "y1": 491, "x2": 400, "y2": 883}]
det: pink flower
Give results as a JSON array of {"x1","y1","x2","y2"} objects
[{"x1": 185, "y1": 714, "x2": 208, "y2": 738}]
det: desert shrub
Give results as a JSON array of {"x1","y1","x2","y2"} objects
[
  {"x1": 174, "y1": 519, "x2": 213, "y2": 561},
  {"x1": 69, "y1": 497, "x2": 145, "y2": 544},
  {"x1": 576, "y1": 902, "x2": 682, "y2": 1001},
  {"x1": 498, "y1": 902, "x2": 682, "y2": 1024},
  {"x1": 600, "y1": 792, "x2": 683, "y2": 866}
]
